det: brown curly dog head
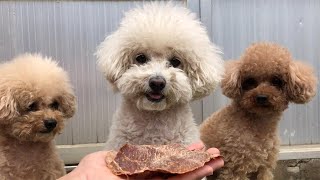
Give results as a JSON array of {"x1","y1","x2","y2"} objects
[
  {"x1": 0, "y1": 54, "x2": 76, "y2": 142},
  {"x1": 222, "y1": 42, "x2": 317, "y2": 115}
]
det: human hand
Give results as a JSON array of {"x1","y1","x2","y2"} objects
[
  {"x1": 58, "y1": 142, "x2": 223, "y2": 180},
  {"x1": 58, "y1": 150, "x2": 123, "y2": 180}
]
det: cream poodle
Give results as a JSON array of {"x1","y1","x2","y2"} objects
[
  {"x1": 0, "y1": 54, "x2": 76, "y2": 180},
  {"x1": 96, "y1": 2, "x2": 224, "y2": 150},
  {"x1": 200, "y1": 43, "x2": 317, "y2": 180}
]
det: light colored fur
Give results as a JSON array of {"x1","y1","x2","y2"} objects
[
  {"x1": 96, "y1": 2, "x2": 224, "y2": 150},
  {"x1": 0, "y1": 54, "x2": 76, "y2": 180},
  {"x1": 106, "y1": 99, "x2": 199, "y2": 149},
  {"x1": 200, "y1": 43, "x2": 317, "y2": 180}
]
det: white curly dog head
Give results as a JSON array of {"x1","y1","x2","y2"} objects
[{"x1": 96, "y1": 2, "x2": 224, "y2": 111}]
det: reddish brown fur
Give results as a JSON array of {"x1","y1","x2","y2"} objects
[
  {"x1": 0, "y1": 54, "x2": 76, "y2": 180},
  {"x1": 200, "y1": 42, "x2": 317, "y2": 180}
]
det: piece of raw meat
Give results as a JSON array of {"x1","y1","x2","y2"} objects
[{"x1": 105, "y1": 143, "x2": 217, "y2": 178}]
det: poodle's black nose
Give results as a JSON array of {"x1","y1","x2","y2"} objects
[
  {"x1": 149, "y1": 76, "x2": 166, "y2": 91},
  {"x1": 256, "y1": 95, "x2": 268, "y2": 105},
  {"x1": 44, "y1": 119, "x2": 57, "y2": 131}
]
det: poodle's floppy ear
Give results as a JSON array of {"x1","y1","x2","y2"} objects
[
  {"x1": 189, "y1": 48, "x2": 224, "y2": 100},
  {"x1": 59, "y1": 91, "x2": 77, "y2": 119},
  {"x1": 0, "y1": 86, "x2": 18, "y2": 123},
  {"x1": 221, "y1": 60, "x2": 242, "y2": 99},
  {"x1": 286, "y1": 60, "x2": 317, "y2": 103},
  {"x1": 96, "y1": 33, "x2": 132, "y2": 90}
]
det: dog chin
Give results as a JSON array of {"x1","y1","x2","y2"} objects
[
  {"x1": 34, "y1": 133, "x2": 56, "y2": 142},
  {"x1": 136, "y1": 96, "x2": 168, "y2": 111},
  {"x1": 10, "y1": 132, "x2": 54, "y2": 142},
  {"x1": 248, "y1": 103, "x2": 286, "y2": 115},
  {"x1": 250, "y1": 106, "x2": 275, "y2": 114}
]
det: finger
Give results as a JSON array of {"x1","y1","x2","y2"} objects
[
  {"x1": 168, "y1": 164, "x2": 213, "y2": 180},
  {"x1": 205, "y1": 157, "x2": 224, "y2": 171},
  {"x1": 151, "y1": 177, "x2": 165, "y2": 180},
  {"x1": 82, "y1": 151, "x2": 113, "y2": 166},
  {"x1": 206, "y1": 148, "x2": 220, "y2": 157},
  {"x1": 169, "y1": 157, "x2": 224, "y2": 180},
  {"x1": 187, "y1": 141, "x2": 205, "y2": 151}
]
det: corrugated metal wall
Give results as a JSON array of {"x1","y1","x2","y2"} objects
[{"x1": 0, "y1": 0, "x2": 318, "y2": 146}]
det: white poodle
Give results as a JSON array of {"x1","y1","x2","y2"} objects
[{"x1": 96, "y1": 2, "x2": 224, "y2": 150}]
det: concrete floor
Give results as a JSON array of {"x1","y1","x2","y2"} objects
[{"x1": 274, "y1": 159, "x2": 320, "y2": 180}]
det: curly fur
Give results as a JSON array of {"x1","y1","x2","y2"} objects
[
  {"x1": 200, "y1": 42, "x2": 317, "y2": 180},
  {"x1": 0, "y1": 54, "x2": 76, "y2": 180},
  {"x1": 96, "y1": 2, "x2": 224, "y2": 150}
]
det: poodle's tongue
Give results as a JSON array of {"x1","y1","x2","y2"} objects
[{"x1": 149, "y1": 93, "x2": 163, "y2": 99}]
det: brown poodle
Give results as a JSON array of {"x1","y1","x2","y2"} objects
[
  {"x1": 0, "y1": 54, "x2": 76, "y2": 180},
  {"x1": 200, "y1": 43, "x2": 317, "y2": 180}
]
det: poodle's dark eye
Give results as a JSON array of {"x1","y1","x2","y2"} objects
[
  {"x1": 169, "y1": 57, "x2": 181, "y2": 68},
  {"x1": 27, "y1": 102, "x2": 39, "y2": 112},
  {"x1": 271, "y1": 76, "x2": 283, "y2": 88},
  {"x1": 242, "y1": 77, "x2": 258, "y2": 91},
  {"x1": 135, "y1": 54, "x2": 148, "y2": 64},
  {"x1": 49, "y1": 101, "x2": 59, "y2": 110}
]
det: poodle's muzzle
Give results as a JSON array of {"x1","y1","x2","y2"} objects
[
  {"x1": 240, "y1": 84, "x2": 289, "y2": 114},
  {"x1": 116, "y1": 61, "x2": 193, "y2": 111},
  {"x1": 146, "y1": 76, "x2": 166, "y2": 102},
  {"x1": 41, "y1": 118, "x2": 57, "y2": 133},
  {"x1": 255, "y1": 94, "x2": 269, "y2": 106}
]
